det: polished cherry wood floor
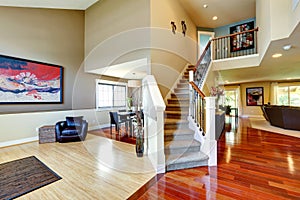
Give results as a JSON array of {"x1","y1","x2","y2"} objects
[
  {"x1": 89, "y1": 127, "x2": 136, "y2": 145},
  {"x1": 137, "y1": 117, "x2": 300, "y2": 199}
]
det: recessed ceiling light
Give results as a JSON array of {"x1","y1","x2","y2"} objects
[
  {"x1": 212, "y1": 16, "x2": 218, "y2": 20},
  {"x1": 272, "y1": 53, "x2": 282, "y2": 58},
  {"x1": 203, "y1": 4, "x2": 208, "y2": 8},
  {"x1": 283, "y1": 44, "x2": 292, "y2": 51}
]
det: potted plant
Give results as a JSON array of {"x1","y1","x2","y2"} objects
[
  {"x1": 225, "y1": 95, "x2": 234, "y2": 115},
  {"x1": 225, "y1": 105, "x2": 231, "y2": 115}
]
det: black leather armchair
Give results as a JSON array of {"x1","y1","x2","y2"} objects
[{"x1": 55, "y1": 116, "x2": 88, "y2": 143}]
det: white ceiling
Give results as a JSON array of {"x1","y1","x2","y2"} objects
[
  {"x1": 0, "y1": 0, "x2": 98, "y2": 10},
  {"x1": 178, "y1": 0, "x2": 256, "y2": 28}
]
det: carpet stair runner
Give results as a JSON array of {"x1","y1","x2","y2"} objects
[{"x1": 165, "y1": 65, "x2": 208, "y2": 171}]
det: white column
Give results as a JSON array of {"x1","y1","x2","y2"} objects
[
  {"x1": 189, "y1": 70, "x2": 194, "y2": 117},
  {"x1": 203, "y1": 96, "x2": 217, "y2": 166},
  {"x1": 205, "y1": 97, "x2": 216, "y2": 141}
]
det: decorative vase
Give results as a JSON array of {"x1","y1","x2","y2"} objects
[
  {"x1": 135, "y1": 131, "x2": 144, "y2": 157},
  {"x1": 135, "y1": 111, "x2": 144, "y2": 157}
]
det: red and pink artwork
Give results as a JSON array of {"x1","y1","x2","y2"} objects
[{"x1": 0, "y1": 55, "x2": 63, "y2": 103}]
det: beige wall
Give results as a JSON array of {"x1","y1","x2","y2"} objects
[
  {"x1": 256, "y1": 0, "x2": 272, "y2": 62},
  {"x1": 236, "y1": 82, "x2": 271, "y2": 117},
  {"x1": 151, "y1": 50, "x2": 188, "y2": 98},
  {"x1": 85, "y1": 0, "x2": 150, "y2": 70},
  {"x1": 270, "y1": 0, "x2": 291, "y2": 40},
  {"x1": 0, "y1": 6, "x2": 85, "y2": 113},
  {"x1": 150, "y1": 0, "x2": 198, "y2": 97},
  {"x1": 150, "y1": 0, "x2": 197, "y2": 40}
]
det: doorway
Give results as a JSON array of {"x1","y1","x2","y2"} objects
[{"x1": 197, "y1": 31, "x2": 215, "y2": 59}]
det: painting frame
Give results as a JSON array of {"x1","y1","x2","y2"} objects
[
  {"x1": 246, "y1": 87, "x2": 264, "y2": 106},
  {"x1": 230, "y1": 21, "x2": 255, "y2": 52},
  {"x1": 0, "y1": 54, "x2": 63, "y2": 104}
]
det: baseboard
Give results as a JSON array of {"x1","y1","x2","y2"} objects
[
  {"x1": 0, "y1": 124, "x2": 110, "y2": 148},
  {"x1": 88, "y1": 123, "x2": 110, "y2": 131},
  {"x1": 0, "y1": 136, "x2": 38, "y2": 148}
]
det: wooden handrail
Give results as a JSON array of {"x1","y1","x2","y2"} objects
[
  {"x1": 212, "y1": 27, "x2": 259, "y2": 41},
  {"x1": 189, "y1": 81, "x2": 205, "y2": 99}
]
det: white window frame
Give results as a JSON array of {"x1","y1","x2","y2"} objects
[
  {"x1": 275, "y1": 82, "x2": 300, "y2": 106},
  {"x1": 96, "y1": 79, "x2": 127, "y2": 110}
]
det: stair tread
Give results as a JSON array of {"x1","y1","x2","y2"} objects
[
  {"x1": 165, "y1": 119, "x2": 189, "y2": 124},
  {"x1": 166, "y1": 104, "x2": 189, "y2": 107},
  {"x1": 165, "y1": 139, "x2": 200, "y2": 149},
  {"x1": 173, "y1": 92, "x2": 189, "y2": 94},
  {"x1": 165, "y1": 110, "x2": 189, "y2": 114},
  {"x1": 166, "y1": 151, "x2": 208, "y2": 165},
  {"x1": 168, "y1": 97, "x2": 189, "y2": 100},
  {"x1": 164, "y1": 128, "x2": 194, "y2": 135}
]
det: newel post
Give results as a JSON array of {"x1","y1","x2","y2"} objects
[
  {"x1": 205, "y1": 97, "x2": 216, "y2": 141},
  {"x1": 203, "y1": 96, "x2": 217, "y2": 166}
]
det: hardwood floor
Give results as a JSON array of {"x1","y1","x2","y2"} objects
[
  {"x1": 137, "y1": 117, "x2": 300, "y2": 199},
  {"x1": 1, "y1": 117, "x2": 300, "y2": 199},
  {"x1": 89, "y1": 127, "x2": 136, "y2": 145},
  {"x1": 0, "y1": 134, "x2": 155, "y2": 200}
]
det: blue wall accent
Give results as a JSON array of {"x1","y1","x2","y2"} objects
[{"x1": 213, "y1": 18, "x2": 256, "y2": 37}]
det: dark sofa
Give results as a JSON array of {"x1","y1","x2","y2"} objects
[{"x1": 261, "y1": 105, "x2": 300, "y2": 131}]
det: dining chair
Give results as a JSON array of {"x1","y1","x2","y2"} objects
[{"x1": 109, "y1": 112, "x2": 129, "y2": 135}]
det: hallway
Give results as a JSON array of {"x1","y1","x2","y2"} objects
[{"x1": 136, "y1": 117, "x2": 300, "y2": 199}]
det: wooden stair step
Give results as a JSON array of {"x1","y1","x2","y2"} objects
[
  {"x1": 165, "y1": 104, "x2": 189, "y2": 111},
  {"x1": 167, "y1": 98, "x2": 189, "y2": 104},
  {"x1": 165, "y1": 111, "x2": 189, "y2": 119}
]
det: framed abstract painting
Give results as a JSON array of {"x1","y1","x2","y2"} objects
[
  {"x1": 246, "y1": 87, "x2": 264, "y2": 106},
  {"x1": 0, "y1": 54, "x2": 63, "y2": 104},
  {"x1": 230, "y1": 21, "x2": 255, "y2": 52}
]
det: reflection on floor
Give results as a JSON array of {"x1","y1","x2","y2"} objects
[
  {"x1": 136, "y1": 117, "x2": 300, "y2": 199},
  {"x1": 89, "y1": 127, "x2": 136, "y2": 145}
]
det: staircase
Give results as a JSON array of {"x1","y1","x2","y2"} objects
[{"x1": 164, "y1": 65, "x2": 208, "y2": 171}]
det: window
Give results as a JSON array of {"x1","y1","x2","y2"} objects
[
  {"x1": 96, "y1": 80, "x2": 127, "y2": 109},
  {"x1": 277, "y1": 85, "x2": 300, "y2": 106}
]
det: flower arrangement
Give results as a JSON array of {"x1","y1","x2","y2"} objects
[{"x1": 210, "y1": 86, "x2": 224, "y2": 97}]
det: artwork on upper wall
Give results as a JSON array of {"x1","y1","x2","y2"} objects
[
  {"x1": 230, "y1": 21, "x2": 254, "y2": 52},
  {"x1": 246, "y1": 87, "x2": 264, "y2": 106},
  {"x1": 0, "y1": 54, "x2": 63, "y2": 104}
]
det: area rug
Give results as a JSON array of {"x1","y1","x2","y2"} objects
[
  {"x1": 0, "y1": 156, "x2": 61, "y2": 199},
  {"x1": 249, "y1": 117, "x2": 300, "y2": 138}
]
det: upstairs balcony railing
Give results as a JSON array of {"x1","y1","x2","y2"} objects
[{"x1": 212, "y1": 27, "x2": 259, "y2": 60}]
